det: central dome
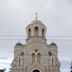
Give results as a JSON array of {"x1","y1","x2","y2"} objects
[
  {"x1": 27, "y1": 19, "x2": 47, "y2": 29},
  {"x1": 31, "y1": 19, "x2": 44, "y2": 25}
]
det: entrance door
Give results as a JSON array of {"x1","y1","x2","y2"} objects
[{"x1": 33, "y1": 69, "x2": 40, "y2": 72}]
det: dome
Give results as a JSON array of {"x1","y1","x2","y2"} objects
[
  {"x1": 50, "y1": 42, "x2": 57, "y2": 46},
  {"x1": 27, "y1": 19, "x2": 46, "y2": 29},
  {"x1": 31, "y1": 19, "x2": 46, "y2": 28},
  {"x1": 31, "y1": 19, "x2": 44, "y2": 25},
  {"x1": 16, "y1": 42, "x2": 23, "y2": 46}
]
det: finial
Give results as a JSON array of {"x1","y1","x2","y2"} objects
[{"x1": 35, "y1": 12, "x2": 38, "y2": 20}]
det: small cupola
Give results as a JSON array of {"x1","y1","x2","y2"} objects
[
  {"x1": 26, "y1": 16, "x2": 47, "y2": 39},
  {"x1": 50, "y1": 42, "x2": 57, "y2": 46},
  {"x1": 15, "y1": 42, "x2": 23, "y2": 47}
]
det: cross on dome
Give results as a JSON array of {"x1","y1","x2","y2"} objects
[{"x1": 35, "y1": 12, "x2": 38, "y2": 20}]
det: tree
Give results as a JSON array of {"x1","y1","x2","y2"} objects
[{"x1": 0, "y1": 69, "x2": 6, "y2": 72}]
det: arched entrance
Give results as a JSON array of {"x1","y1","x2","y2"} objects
[{"x1": 33, "y1": 69, "x2": 40, "y2": 72}]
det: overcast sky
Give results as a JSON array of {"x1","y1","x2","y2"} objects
[{"x1": 0, "y1": 0, "x2": 72, "y2": 72}]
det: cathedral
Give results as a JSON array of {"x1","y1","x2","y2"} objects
[{"x1": 10, "y1": 16, "x2": 60, "y2": 72}]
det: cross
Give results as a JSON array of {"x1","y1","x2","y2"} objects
[{"x1": 35, "y1": 12, "x2": 38, "y2": 20}]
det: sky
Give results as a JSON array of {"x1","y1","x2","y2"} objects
[{"x1": 0, "y1": 0, "x2": 72, "y2": 72}]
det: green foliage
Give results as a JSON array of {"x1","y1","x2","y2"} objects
[{"x1": 0, "y1": 69, "x2": 6, "y2": 72}]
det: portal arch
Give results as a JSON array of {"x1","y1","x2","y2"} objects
[{"x1": 33, "y1": 69, "x2": 40, "y2": 72}]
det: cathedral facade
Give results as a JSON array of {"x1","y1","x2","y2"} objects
[{"x1": 10, "y1": 18, "x2": 60, "y2": 72}]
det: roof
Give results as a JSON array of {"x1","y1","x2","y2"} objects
[
  {"x1": 27, "y1": 19, "x2": 47, "y2": 29},
  {"x1": 31, "y1": 19, "x2": 44, "y2": 25},
  {"x1": 16, "y1": 42, "x2": 23, "y2": 46},
  {"x1": 50, "y1": 42, "x2": 57, "y2": 46}
]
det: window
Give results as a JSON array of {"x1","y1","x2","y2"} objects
[
  {"x1": 48, "y1": 52, "x2": 52, "y2": 56},
  {"x1": 35, "y1": 27, "x2": 38, "y2": 36},
  {"x1": 42, "y1": 28, "x2": 44, "y2": 37},
  {"x1": 52, "y1": 58, "x2": 53, "y2": 66},
  {"x1": 19, "y1": 58, "x2": 20, "y2": 67},
  {"x1": 37, "y1": 53, "x2": 41, "y2": 64},
  {"x1": 32, "y1": 53, "x2": 35, "y2": 64},
  {"x1": 28, "y1": 28, "x2": 31, "y2": 37}
]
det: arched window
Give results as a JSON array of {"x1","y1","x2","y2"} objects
[
  {"x1": 35, "y1": 27, "x2": 38, "y2": 36},
  {"x1": 52, "y1": 58, "x2": 53, "y2": 66},
  {"x1": 28, "y1": 28, "x2": 31, "y2": 37},
  {"x1": 48, "y1": 52, "x2": 52, "y2": 56},
  {"x1": 19, "y1": 58, "x2": 20, "y2": 67},
  {"x1": 37, "y1": 53, "x2": 41, "y2": 64},
  {"x1": 42, "y1": 28, "x2": 44, "y2": 37},
  {"x1": 51, "y1": 57, "x2": 56, "y2": 66},
  {"x1": 32, "y1": 53, "x2": 35, "y2": 64}
]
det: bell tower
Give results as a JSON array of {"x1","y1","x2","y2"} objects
[
  {"x1": 26, "y1": 15, "x2": 47, "y2": 39},
  {"x1": 26, "y1": 18, "x2": 47, "y2": 45}
]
